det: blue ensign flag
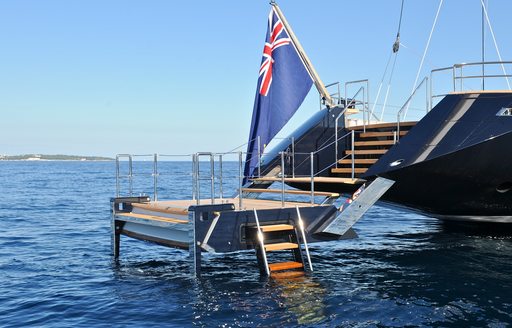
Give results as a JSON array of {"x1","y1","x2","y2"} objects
[{"x1": 243, "y1": 7, "x2": 313, "y2": 182}]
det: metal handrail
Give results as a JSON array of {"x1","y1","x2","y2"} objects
[
  {"x1": 345, "y1": 79, "x2": 370, "y2": 131},
  {"x1": 430, "y1": 61, "x2": 512, "y2": 104},
  {"x1": 397, "y1": 76, "x2": 429, "y2": 140},
  {"x1": 320, "y1": 82, "x2": 341, "y2": 109},
  {"x1": 335, "y1": 87, "x2": 364, "y2": 167}
]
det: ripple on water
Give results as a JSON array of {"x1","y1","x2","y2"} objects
[{"x1": 1, "y1": 162, "x2": 512, "y2": 327}]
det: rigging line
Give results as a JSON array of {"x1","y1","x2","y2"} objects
[
  {"x1": 393, "y1": 0, "x2": 405, "y2": 53},
  {"x1": 381, "y1": 53, "x2": 399, "y2": 121},
  {"x1": 396, "y1": 0, "x2": 405, "y2": 36},
  {"x1": 375, "y1": 0, "x2": 405, "y2": 120},
  {"x1": 480, "y1": 0, "x2": 510, "y2": 90},
  {"x1": 405, "y1": 0, "x2": 444, "y2": 119},
  {"x1": 371, "y1": 50, "x2": 394, "y2": 116}
]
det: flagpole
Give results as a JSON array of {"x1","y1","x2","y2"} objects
[{"x1": 271, "y1": 2, "x2": 335, "y2": 109}]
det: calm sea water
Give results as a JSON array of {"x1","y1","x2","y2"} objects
[{"x1": 1, "y1": 161, "x2": 512, "y2": 327}]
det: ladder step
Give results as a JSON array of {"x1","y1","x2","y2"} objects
[
  {"x1": 345, "y1": 149, "x2": 388, "y2": 155},
  {"x1": 338, "y1": 158, "x2": 378, "y2": 165},
  {"x1": 271, "y1": 270, "x2": 306, "y2": 279},
  {"x1": 331, "y1": 167, "x2": 368, "y2": 174},
  {"x1": 268, "y1": 261, "x2": 303, "y2": 272},
  {"x1": 265, "y1": 242, "x2": 299, "y2": 251},
  {"x1": 359, "y1": 131, "x2": 408, "y2": 138},
  {"x1": 354, "y1": 140, "x2": 395, "y2": 147},
  {"x1": 259, "y1": 224, "x2": 295, "y2": 232}
]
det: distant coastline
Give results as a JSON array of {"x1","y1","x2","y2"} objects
[{"x1": 0, "y1": 154, "x2": 114, "y2": 161}]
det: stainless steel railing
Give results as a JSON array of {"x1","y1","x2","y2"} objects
[{"x1": 430, "y1": 61, "x2": 512, "y2": 106}]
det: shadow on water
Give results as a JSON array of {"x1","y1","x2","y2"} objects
[{"x1": 441, "y1": 220, "x2": 512, "y2": 237}]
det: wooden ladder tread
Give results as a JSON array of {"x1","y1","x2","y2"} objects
[
  {"x1": 331, "y1": 167, "x2": 368, "y2": 174},
  {"x1": 359, "y1": 131, "x2": 408, "y2": 138},
  {"x1": 354, "y1": 140, "x2": 395, "y2": 146},
  {"x1": 116, "y1": 212, "x2": 188, "y2": 224},
  {"x1": 242, "y1": 188, "x2": 339, "y2": 198},
  {"x1": 271, "y1": 270, "x2": 306, "y2": 279},
  {"x1": 268, "y1": 261, "x2": 303, "y2": 272},
  {"x1": 259, "y1": 224, "x2": 295, "y2": 232},
  {"x1": 338, "y1": 158, "x2": 378, "y2": 165},
  {"x1": 345, "y1": 149, "x2": 388, "y2": 155},
  {"x1": 265, "y1": 242, "x2": 299, "y2": 251}
]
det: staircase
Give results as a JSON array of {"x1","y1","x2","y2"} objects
[
  {"x1": 250, "y1": 208, "x2": 312, "y2": 278},
  {"x1": 332, "y1": 121, "x2": 417, "y2": 178}
]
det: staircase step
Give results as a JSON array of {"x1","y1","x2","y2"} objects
[
  {"x1": 347, "y1": 121, "x2": 417, "y2": 131},
  {"x1": 271, "y1": 270, "x2": 305, "y2": 279},
  {"x1": 331, "y1": 167, "x2": 368, "y2": 174},
  {"x1": 354, "y1": 140, "x2": 395, "y2": 147},
  {"x1": 259, "y1": 224, "x2": 294, "y2": 232},
  {"x1": 265, "y1": 242, "x2": 299, "y2": 252},
  {"x1": 346, "y1": 149, "x2": 388, "y2": 155},
  {"x1": 268, "y1": 261, "x2": 303, "y2": 272},
  {"x1": 359, "y1": 131, "x2": 408, "y2": 138},
  {"x1": 338, "y1": 158, "x2": 378, "y2": 165}
]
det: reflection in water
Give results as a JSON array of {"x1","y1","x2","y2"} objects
[{"x1": 270, "y1": 274, "x2": 327, "y2": 325}]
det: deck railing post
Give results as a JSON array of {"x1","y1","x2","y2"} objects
[
  {"x1": 335, "y1": 124, "x2": 338, "y2": 169},
  {"x1": 115, "y1": 155, "x2": 120, "y2": 197},
  {"x1": 351, "y1": 130, "x2": 355, "y2": 179},
  {"x1": 192, "y1": 154, "x2": 196, "y2": 201},
  {"x1": 310, "y1": 152, "x2": 315, "y2": 205},
  {"x1": 153, "y1": 153, "x2": 158, "y2": 201},
  {"x1": 280, "y1": 151, "x2": 285, "y2": 207},
  {"x1": 257, "y1": 136, "x2": 261, "y2": 178},
  {"x1": 219, "y1": 154, "x2": 223, "y2": 201},
  {"x1": 196, "y1": 154, "x2": 201, "y2": 205},
  {"x1": 291, "y1": 136, "x2": 295, "y2": 178},
  {"x1": 210, "y1": 154, "x2": 215, "y2": 204},
  {"x1": 238, "y1": 151, "x2": 243, "y2": 210},
  {"x1": 128, "y1": 155, "x2": 133, "y2": 196}
]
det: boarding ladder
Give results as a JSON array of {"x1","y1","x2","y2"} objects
[{"x1": 251, "y1": 207, "x2": 313, "y2": 278}]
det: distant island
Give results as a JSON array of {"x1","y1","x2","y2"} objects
[{"x1": 0, "y1": 154, "x2": 114, "y2": 161}]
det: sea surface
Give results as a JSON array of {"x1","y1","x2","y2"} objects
[{"x1": 1, "y1": 161, "x2": 512, "y2": 327}]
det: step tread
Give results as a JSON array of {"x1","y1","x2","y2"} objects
[
  {"x1": 331, "y1": 167, "x2": 368, "y2": 174},
  {"x1": 354, "y1": 140, "x2": 395, "y2": 146},
  {"x1": 259, "y1": 224, "x2": 294, "y2": 232},
  {"x1": 271, "y1": 270, "x2": 306, "y2": 279},
  {"x1": 268, "y1": 261, "x2": 304, "y2": 272},
  {"x1": 346, "y1": 149, "x2": 388, "y2": 155},
  {"x1": 338, "y1": 158, "x2": 378, "y2": 165},
  {"x1": 347, "y1": 121, "x2": 417, "y2": 131},
  {"x1": 265, "y1": 242, "x2": 299, "y2": 251},
  {"x1": 359, "y1": 131, "x2": 408, "y2": 138},
  {"x1": 241, "y1": 188, "x2": 339, "y2": 198}
]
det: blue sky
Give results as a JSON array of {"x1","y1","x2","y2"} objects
[{"x1": 1, "y1": 0, "x2": 512, "y2": 157}]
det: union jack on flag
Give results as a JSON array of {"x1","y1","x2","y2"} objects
[
  {"x1": 258, "y1": 10, "x2": 292, "y2": 96},
  {"x1": 244, "y1": 6, "x2": 313, "y2": 182}
]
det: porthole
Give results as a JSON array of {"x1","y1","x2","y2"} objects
[
  {"x1": 390, "y1": 159, "x2": 404, "y2": 167},
  {"x1": 496, "y1": 182, "x2": 512, "y2": 193}
]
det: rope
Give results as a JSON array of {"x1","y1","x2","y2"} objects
[
  {"x1": 480, "y1": 0, "x2": 511, "y2": 90},
  {"x1": 393, "y1": 0, "x2": 405, "y2": 53},
  {"x1": 373, "y1": 0, "x2": 405, "y2": 121},
  {"x1": 405, "y1": 0, "x2": 443, "y2": 119},
  {"x1": 371, "y1": 50, "x2": 393, "y2": 117}
]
